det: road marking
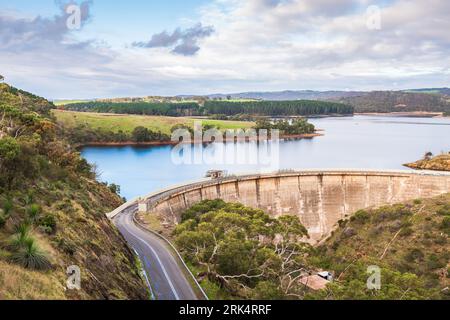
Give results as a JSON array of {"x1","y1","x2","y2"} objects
[
  {"x1": 133, "y1": 249, "x2": 156, "y2": 300},
  {"x1": 134, "y1": 235, "x2": 180, "y2": 300},
  {"x1": 120, "y1": 213, "x2": 180, "y2": 300}
]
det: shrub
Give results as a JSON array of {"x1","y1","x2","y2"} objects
[
  {"x1": 426, "y1": 254, "x2": 446, "y2": 270},
  {"x1": 436, "y1": 205, "x2": 450, "y2": 216},
  {"x1": 404, "y1": 248, "x2": 424, "y2": 263},
  {"x1": 10, "y1": 237, "x2": 51, "y2": 270},
  {"x1": 399, "y1": 227, "x2": 414, "y2": 237},
  {"x1": 38, "y1": 214, "x2": 57, "y2": 234},
  {"x1": 3, "y1": 198, "x2": 13, "y2": 216},
  {"x1": 350, "y1": 210, "x2": 370, "y2": 224},
  {"x1": 9, "y1": 223, "x2": 32, "y2": 251},
  {"x1": 440, "y1": 217, "x2": 450, "y2": 235},
  {"x1": 0, "y1": 213, "x2": 6, "y2": 228},
  {"x1": 27, "y1": 204, "x2": 42, "y2": 223},
  {"x1": 56, "y1": 237, "x2": 76, "y2": 256}
]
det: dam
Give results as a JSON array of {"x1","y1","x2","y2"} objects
[{"x1": 113, "y1": 169, "x2": 450, "y2": 243}]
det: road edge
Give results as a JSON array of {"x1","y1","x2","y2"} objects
[{"x1": 132, "y1": 212, "x2": 209, "y2": 301}]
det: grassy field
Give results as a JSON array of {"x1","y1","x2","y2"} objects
[
  {"x1": 52, "y1": 110, "x2": 255, "y2": 134},
  {"x1": 52, "y1": 100, "x2": 90, "y2": 106}
]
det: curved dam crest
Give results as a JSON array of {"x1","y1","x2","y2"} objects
[{"x1": 126, "y1": 170, "x2": 450, "y2": 243}]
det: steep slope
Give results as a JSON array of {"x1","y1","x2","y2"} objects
[
  {"x1": 0, "y1": 82, "x2": 147, "y2": 300},
  {"x1": 308, "y1": 195, "x2": 450, "y2": 300}
]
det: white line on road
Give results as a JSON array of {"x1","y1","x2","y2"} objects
[
  {"x1": 135, "y1": 235, "x2": 180, "y2": 300},
  {"x1": 133, "y1": 249, "x2": 155, "y2": 300}
]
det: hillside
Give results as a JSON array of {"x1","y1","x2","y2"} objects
[
  {"x1": 405, "y1": 88, "x2": 450, "y2": 96},
  {"x1": 205, "y1": 90, "x2": 364, "y2": 101},
  {"x1": 53, "y1": 110, "x2": 254, "y2": 135},
  {"x1": 405, "y1": 153, "x2": 450, "y2": 171},
  {"x1": 0, "y1": 83, "x2": 147, "y2": 299},
  {"x1": 308, "y1": 194, "x2": 450, "y2": 300},
  {"x1": 335, "y1": 91, "x2": 450, "y2": 113}
]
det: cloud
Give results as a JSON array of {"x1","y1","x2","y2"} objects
[
  {"x1": 2, "y1": 0, "x2": 450, "y2": 99},
  {"x1": 0, "y1": 1, "x2": 93, "y2": 52},
  {"x1": 133, "y1": 23, "x2": 215, "y2": 56}
]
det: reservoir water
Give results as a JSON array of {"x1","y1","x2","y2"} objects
[{"x1": 81, "y1": 115, "x2": 450, "y2": 200}]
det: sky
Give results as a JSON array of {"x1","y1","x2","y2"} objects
[{"x1": 0, "y1": 0, "x2": 449, "y2": 99}]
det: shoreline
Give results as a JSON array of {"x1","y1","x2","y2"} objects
[
  {"x1": 76, "y1": 132, "x2": 324, "y2": 148},
  {"x1": 355, "y1": 111, "x2": 444, "y2": 118}
]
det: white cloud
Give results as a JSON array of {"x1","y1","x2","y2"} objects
[{"x1": 1, "y1": 0, "x2": 450, "y2": 98}]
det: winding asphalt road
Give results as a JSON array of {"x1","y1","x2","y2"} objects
[{"x1": 114, "y1": 207, "x2": 199, "y2": 300}]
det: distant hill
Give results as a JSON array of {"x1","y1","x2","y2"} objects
[
  {"x1": 334, "y1": 91, "x2": 450, "y2": 113},
  {"x1": 404, "y1": 88, "x2": 450, "y2": 96},
  {"x1": 202, "y1": 90, "x2": 364, "y2": 101},
  {"x1": 58, "y1": 87, "x2": 450, "y2": 114}
]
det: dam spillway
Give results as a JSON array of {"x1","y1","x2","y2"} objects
[{"x1": 133, "y1": 170, "x2": 450, "y2": 243}]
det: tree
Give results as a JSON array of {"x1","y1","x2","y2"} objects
[
  {"x1": 0, "y1": 74, "x2": 4, "y2": 82},
  {"x1": 174, "y1": 200, "x2": 310, "y2": 299},
  {"x1": 424, "y1": 152, "x2": 433, "y2": 160},
  {"x1": 0, "y1": 137, "x2": 21, "y2": 187},
  {"x1": 132, "y1": 126, "x2": 150, "y2": 142}
]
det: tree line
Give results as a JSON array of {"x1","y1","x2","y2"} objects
[
  {"x1": 203, "y1": 100, "x2": 354, "y2": 116},
  {"x1": 63, "y1": 101, "x2": 203, "y2": 117},
  {"x1": 62, "y1": 99, "x2": 353, "y2": 117}
]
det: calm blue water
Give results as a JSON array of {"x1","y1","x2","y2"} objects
[{"x1": 81, "y1": 116, "x2": 450, "y2": 200}]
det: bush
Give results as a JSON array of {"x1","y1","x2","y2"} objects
[
  {"x1": 27, "y1": 204, "x2": 42, "y2": 223},
  {"x1": 56, "y1": 237, "x2": 76, "y2": 256},
  {"x1": 404, "y1": 248, "x2": 424, "y2": 263},
  {"x1": 399, "y1": 227, "x2": 414, "y2": 237},
  {"x1": 2, "y1": 198, "x2": 13, "y2": 216},
  {"x1": 0, "y1": 213, "x2": 6, "y2": 228},
  {"x1": 39, "y1": 214, "x2": 57, "y2": 234},
  {"x1": 10, "y1": 237, "x2": 51, "y2": 270},
  {"x1": 436, "y1": 205, "x2": 450, "y2": 216},
  {"x1": 426, "y1": 254, "x2": 446, "y2": 270},
  {"x1": 350, "y1": 210, "x2": 370, "y2": 224},
  {"x1": 8, "y1": 223, "x2": 32, "y2": 251},
  {"x1": 440, "y1": 217, "x2": 450, "y2": 235}
]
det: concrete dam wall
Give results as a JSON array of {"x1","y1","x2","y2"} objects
[{"x1": 137, "y1": 170, "x2": 450, "y2": 243}]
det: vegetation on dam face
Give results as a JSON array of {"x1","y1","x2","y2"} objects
[
  {"x1": 405, "y1": 152, "x2": 450, "y2": 172},
  {"x1": 174, "y1": 197, "x2": 449, "y2": 300},
  {"x1": 0, "y1": 83, "x2": 147, "y2": 299}
]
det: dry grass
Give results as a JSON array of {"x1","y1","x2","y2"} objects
[{"x1": 0, "y1": 261, "x2": 66, "y2": 300}]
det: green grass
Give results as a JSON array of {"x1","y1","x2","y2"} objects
[
  {"x1": 53, "y1": 100, "x2": 90, "y2": 106},
  {"x1": 52, "y1": 110, "x2": 255, "y2": 135}
]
